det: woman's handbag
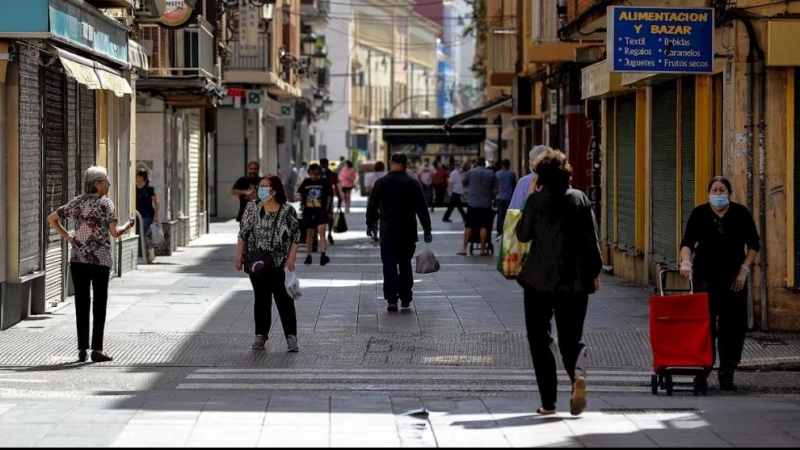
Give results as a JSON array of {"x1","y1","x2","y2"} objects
[
  {"x1": 242, "y1": 207, "x2": 282, "y2": 275},
  {"x1": 333, "y1": 208, "x2": 348, "y2": 233}
]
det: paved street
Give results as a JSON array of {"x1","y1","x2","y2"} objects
[{"x1": 1, "y1": 196, "x2": 799, "y2": 447}]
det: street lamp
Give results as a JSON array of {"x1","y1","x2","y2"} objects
[
  {"x1": 323, "y1": 97, "x2": 333, "y2": 114},
  {"x1": 312, "y1": 45, "x2": 327, "y2": 70},
  {"x1": 313, "y1": 91, "x2": 325, "y2": 109},
  {"x1": 301, "y1": 33, "x2": 317, "y2": 56}
]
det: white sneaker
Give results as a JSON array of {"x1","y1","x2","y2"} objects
[
  {"x1": 286, "y1": 335, "x2": 299, "y2": 352},
  {"x1": 251, "y1": 335, "x2": 267, "y2": 350}
]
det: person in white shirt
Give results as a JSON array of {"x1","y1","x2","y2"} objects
[
  {"x1": 417, "y1": 157, "x2": 436, "y2": 211},
  {"x1": 442, "y1": 162, "x2": 467, "y2": 222},
  {"x1": 365, "y1": 161, "x2": 387, "y2": 196}
]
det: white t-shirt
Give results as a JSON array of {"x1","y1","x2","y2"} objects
[
  {"x1": 449, "y1": 168, "x2": 465, "y2": 195},
  {"x1": 417, "y1": 164, "x2": 435, "y2": 186},
  {"x1": 365, "y1": 171, "x2": 386, "y2": 193}
]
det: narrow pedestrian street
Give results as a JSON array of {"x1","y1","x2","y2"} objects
[{"x1": 0, "y1": 196, "x2": 799, "y2": 447}]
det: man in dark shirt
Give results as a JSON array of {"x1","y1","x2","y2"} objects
[
  {"x1": 366, "y1": 152, "x2": 433, "y2": 311},
  {"x1": 230, "y1": 161, "x2": 261, "y2": 222},
  {"x1": 319, "y1": 157, "x2": 342, "y2": 245},
  {"x1": 298, "y1": 164, "x2": 334, "y2": 266}
]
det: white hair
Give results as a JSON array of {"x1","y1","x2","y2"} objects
[
  {"x1": 529, "y1": 145, "x2": 548, "y2": 161},
  {"x1": 84, "y1": 166, "x2": 108, "y2": 194}
]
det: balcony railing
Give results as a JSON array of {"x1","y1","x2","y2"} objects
[
  {"x1": 139, "y1": 17, "x2": 218, "y2": 81},
  {"x1": 227, "y1": 32, "x2": 271, "y2": 73},
  {"x1": 301, "y1": 0, "x2": 330, "y2": 22}
]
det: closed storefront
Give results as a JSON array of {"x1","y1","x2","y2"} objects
[
  {"x1": 43, "y1": 64, "x2": 67, "y2": 305},
  {"x1": 651, "y1": 80, "x2": 678, "y2": 266},
  {"x1": 680, "y1": 79, "x2": 696, "y2": 236},
  {"x1": 187, "y1": 112, "x2": 201, "y2": 239},
  {"x1": 616, "y1": 94, "x2": 637, "y2": 253},
  {"x1": 605, "y1": 100, "x2": 615, "y2": 246}
]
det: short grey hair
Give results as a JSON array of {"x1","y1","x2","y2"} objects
[
  {"x1": 529, "y1": 145, "x2": 548, "y2": 161},
  {"x1": 84, "y1": 166, "x2": 108, "y2": 194}
]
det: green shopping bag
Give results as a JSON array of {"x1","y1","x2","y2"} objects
[{"x1": 496, "y1": 209, "x2": 530, "y2": 279}]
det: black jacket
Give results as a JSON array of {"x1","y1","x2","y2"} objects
[
  {"x1": 515, "y1": 188, "x2": 603, "y2": 294},
  {"x1": 366, "y1": 171, "x2": 432, "y2": 243}
]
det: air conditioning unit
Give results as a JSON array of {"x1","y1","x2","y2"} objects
[{"x1": 134, "y1": 0, "x2": 166, "y2": 20}]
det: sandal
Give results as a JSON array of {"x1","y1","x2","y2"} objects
[
  {"x1": 456, "y1": 251, "x2": 467, "y2": 256},
  {"x1": 537, "y1": 406, "x2": 557, "y2": 416}
]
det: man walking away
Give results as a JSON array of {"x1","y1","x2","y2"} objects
[
  {"x1": 285, "y1": 160, "x2": 299, "y2": 203},
  {"x1": 231, "y1": 161, "x2": 261, "y2": 222},
  {"x1": 319, "y1": 158, "x2": 342, "y2": 245},
  {"x1": 458, "y1": 157, "x2": 497, "y2": 256},
  {"x1": 366, "y1": 152, "x2": 433, "y2": 312},
  {"x1": 433, "y1": 162, "x2": 449, "y2": 208},
  {"x1": 495, "y1": 159, "x2": 517, "y2": 237},
  {"x1": 443, "y1": 162, "x2": 467, "y2": 222}
]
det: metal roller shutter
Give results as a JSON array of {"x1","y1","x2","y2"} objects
[
  {"x1": 43, "y1": 64, "x2": 66, "y2": 304},
  {"x1": 187, "y1": 113, "x2": 201, "y2": 238},
  {"x1": 616, "y1": 94, "x2": 637, "y2": 252},
  {"x1": 67, "y1": 81, "x2": 78, "y2": 197},
  {"x1": 605, "y1": 100, "x2": 615, "y2": 246},
  {"x1": 18, "y1": 43, "x2": 42, "y2": 276},
  {"x1": 680, "y1": 79, "x2": 696, "y2": 237},
  {"x1": 651, "y1": 80, "x2": 678, "y2": 267},
  {"x1": 794, "y1": 71, "x2": 800, "y2": 283},
  {"x1": 79, "y1": 85, "x2": 96, "y2": 175}
]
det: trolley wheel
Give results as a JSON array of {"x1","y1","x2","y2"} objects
[
  {"x1": 664, "y1": 374, "x2": 674, "y2": 396},
  {"x1": 651, "y1": 374, "x2": 659, "y2": 395},
  {"x1": 469, "y1": 244, "x2": 474, "y2": 255}
]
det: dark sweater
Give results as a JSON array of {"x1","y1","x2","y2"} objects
[
  {"x1": 516, "y1": 188, "x2": 603, "y2": 294},
  {"x1": 366, "y1": 171, "x2": 432, "y2": 244}
]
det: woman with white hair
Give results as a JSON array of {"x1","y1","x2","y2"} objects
[{"x1": 47, "y1": 166, "x2": 134, "y2": 363}]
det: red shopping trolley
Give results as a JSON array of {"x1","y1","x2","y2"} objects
[{"x1": 649, "y1": 269, "x2": 713, "y2": 396}]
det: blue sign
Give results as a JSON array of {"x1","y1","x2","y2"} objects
[{"x1": 607, "y1": 6, "x2": 714, "y2": 74}]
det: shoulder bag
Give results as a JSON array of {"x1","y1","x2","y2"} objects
[{"x1": 243, "y1": 206, "x2": 283, "y2": 275}]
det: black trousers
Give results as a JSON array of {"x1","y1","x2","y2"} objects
[
  {"x1": 434, "y1": 184, "x2": 447, "y2": 207},
  {"x1": 380, "y1": 240, "x2": 416, "y2": 302},
  {"x1": 249, "y1": 268, "x2": 297, "y2": 337},
  {"x1": 71, "y1": 263, "x2": 111, "y2": 350},
  {"x1": 443, "y1": 194, "x2": 467, "y2": 221},
  {"x1": 523, "y1": 287, "x2": 589, "y2": 410},
  {"x1": 705, "y1": 282, "x2": 748, "y2": 383},
  {"x1": 495, "y1": 198, "x2": 511, "y2": 235}
]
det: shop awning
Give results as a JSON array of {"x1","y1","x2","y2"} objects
[
  {"x1": 443, "y1": 95, "x2": 512, "y2": 130},
  {"x1": 55, "y1": 47, "x2": 133, "y2": 97}
]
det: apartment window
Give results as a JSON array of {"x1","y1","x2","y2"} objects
[{"x1": 491, "y1": 29, "x2": 517, "y2": 73}]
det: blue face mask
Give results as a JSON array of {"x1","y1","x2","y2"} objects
[
  {"x1": 709, "y1": 194, "x2": 730, "y2": 210},
  {"x1": 257, "y1": 186, "x2": 273, "y2": 202}
]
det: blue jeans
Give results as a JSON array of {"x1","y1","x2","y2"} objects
[{"x1": 136, "y1": 216, "x2": 152, "y2": 257}]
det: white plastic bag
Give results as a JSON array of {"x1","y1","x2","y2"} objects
[
  {"x1": 415, "y1": 244, "x2": 440, "y2": 274},
  {"x1": 150, "y1": 222, "x2": 165, "y2": 246},
  {"x1": 284, "y1": 268, "x2": 302, "y2": 300}
]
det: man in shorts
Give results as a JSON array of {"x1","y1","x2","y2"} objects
[
  {"x1": 298, "y1": 164, "x2": 333, "y2": 266},
  {"x1": 319, "y1": 157, "x2": 342, "y2": 245},
  {"x1": 458, "y1": 157, "x2": 498, "y2": 256}
]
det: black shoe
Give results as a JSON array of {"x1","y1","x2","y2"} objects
[
  {"x1": 442, "y1": 219, "x2": 452, "y2": 223},
  {"x1": 387, "y1": 302, "x2": 398, "y2": 312},
  {"x1": 720, "y1": 381, "x2": 738, "y2": 391},
  {"x1": 90, "y1": 351, "x2": 113, "y2": 363},
  {"x1": 320, "y1": 254, "x2": 330, "y2": 266},
  {"x1": 304, "y1": 255, "x2": 312, "y2": 265},
  {"x1": 78, "y1": 350, "x2": 87, "y2": 362}
]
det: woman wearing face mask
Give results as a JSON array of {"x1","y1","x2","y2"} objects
[
  {"x1": 679, "y1": 176, "x2": 760, "y2": 391},
  {"x1": 235, "y1": 175, "x2": 301, "y2": 352}
]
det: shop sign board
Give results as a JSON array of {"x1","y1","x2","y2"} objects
[{"x1": 608, "y1": 6, "x2": 714, "y2": 74}]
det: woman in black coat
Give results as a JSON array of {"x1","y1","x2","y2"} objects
[
  {"x1": 515, "y1": 148, "x2": 603, "y2": 416},
  {"x1": 679, "y1": 176, "x2": 760, "y2": 391}
]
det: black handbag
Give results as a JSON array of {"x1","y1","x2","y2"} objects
[
  {"x1": 333, "y1": 208, "x2": 348, "y2": 233},
  {"x1": 243, "y1": 207, "x2": 282, "y2": 275}
]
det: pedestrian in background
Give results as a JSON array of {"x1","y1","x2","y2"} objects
[
  {"x1": 298, "y1": 164, "x2": 333, "y2": 266},
  {"x1": 366, "y1": 152, "x2": 433, "y2": 311},
  {"x1": 510, "y1": 145, "x2": 548, "y2": 210},
  {"x1": 231, "y1": 161, "x2": 261, "y2": 222},
  {"x1": 679, "y1": 176, "x2": 760, "y2": 391},
  {"x1": 295, "y1": 161, "x2": 309, "y2": 197},
  {"x1": 516, "y1": 149, "x2": 602, "y2": 417},
  {"x1": 365, "y1": 161, "x2": 386, "y2": 197},
  {"x1": 417, "y1": 157, "x2": 436, "y2": 212},
  {"x1": 433, "y1": 162, "x2": 449, "y2": 208},
  {"x1": 339, "y1": 160, "x2": 357, "y2": 213},
  {"x1": 235, "y1": 175, "x2": 301, "y2": 353},
  {"x1": 319, "y1": 157, "x2": 341, "y2": 245},
  {"x1": 458, "y1": 157, "x2": 497, "y2": 256},
  {"x1": 135, "y1": 167, "x2": 159, "y2": 260},
  {"x1": 47, "y1": 166, "x2": 135, "y2": 363},
  {"x1": 494, "y1": 159, "x2": 517, "y2": 237},
  {"x1": 442, "y1": 162, "x2": 467, "y2": 223},
  {"x1": 285, "y1": 160, "x2": 298, "y2": 203}
]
